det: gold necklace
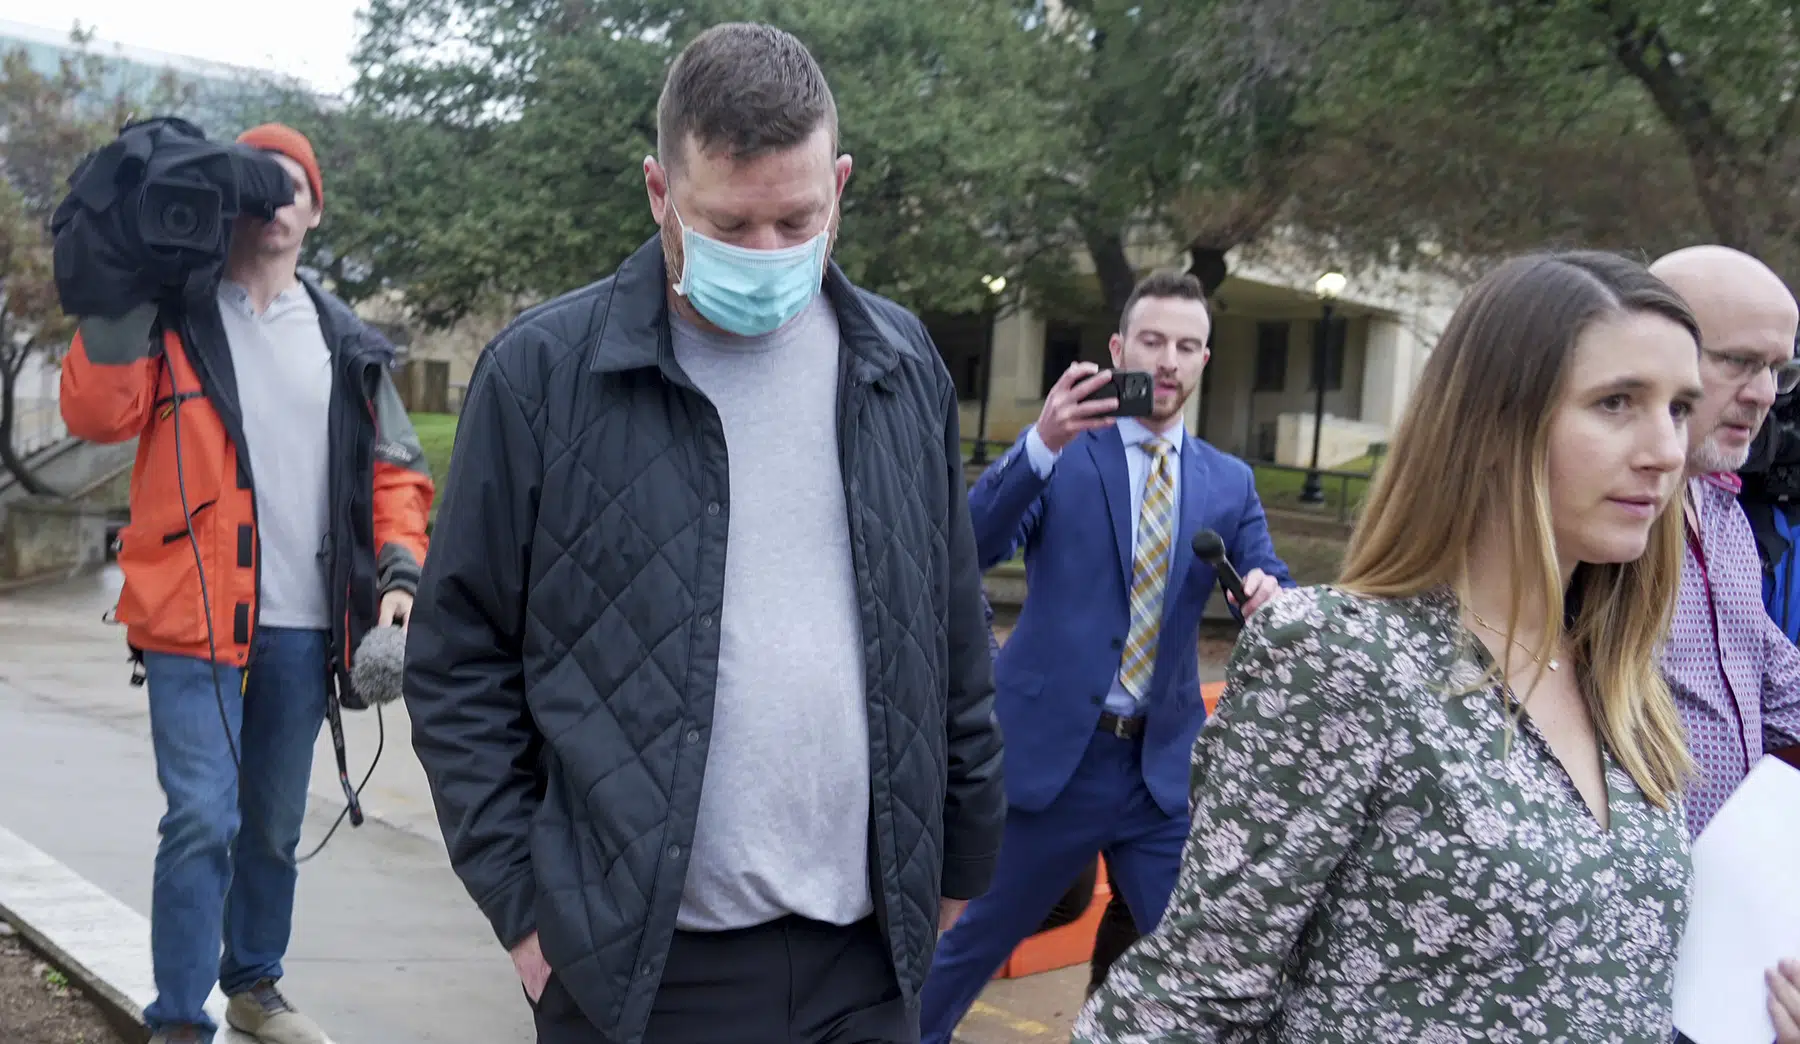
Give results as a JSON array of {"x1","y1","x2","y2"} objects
[{"x1": 1467, "y1": 610, "x2": 1560, "y2": 672}]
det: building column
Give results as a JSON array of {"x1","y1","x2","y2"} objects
[
  {"x1": 1359, "y1": 316, "x2": 1417, "y2": 432},
  {"x1": 982, "y1": 306, "x2": 1046, "y2": 441}
]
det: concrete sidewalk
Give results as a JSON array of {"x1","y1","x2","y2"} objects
[
  {"x1": 0, "y1": 568, "x2": 444, "y2": 844},
  {"x1": 0, "y1": 571, "x2": 534, "y2": 1042},
  {"x1": 0, "y1": 674, "x2": 532, "y2": 1042},
  {"x1": 0, "y1": 571, "x2": 1096, "y2": 1043}
]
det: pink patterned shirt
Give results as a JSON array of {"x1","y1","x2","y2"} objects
[{"x1": 1661, "y1": 475, "x2": 1800, "y2": 838}]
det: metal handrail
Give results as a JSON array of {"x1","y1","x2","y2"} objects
[{"x1": 1250, "y1": 455, "x2": 1381, "y2": 525}]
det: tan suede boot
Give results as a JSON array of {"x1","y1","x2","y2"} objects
[{"x1": 224, "y1": 979, "x2": 327, "y2": 1044}]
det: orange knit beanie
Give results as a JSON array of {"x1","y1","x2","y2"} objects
[{"x1": 236, "y1": 123, "x2": 323, "y2": 211}]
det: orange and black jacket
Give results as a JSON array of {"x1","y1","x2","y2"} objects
[{"x1": 59, "y1": 280, "x2": 435, "y2": 704}]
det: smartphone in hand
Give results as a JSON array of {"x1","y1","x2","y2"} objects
[{"x1": 1082, "y1": 370, "x2": 1155, "y2": 418}]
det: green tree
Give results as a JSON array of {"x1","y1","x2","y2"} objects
[
  {"x1": 0, "y1": 39, "x2": 196, "y2": 493},
  {"x1": 1181, "y1": 0, "x2": 1786, "y2": 277},
  {"x1": 0, "y1": 176, "x2": 63, "y2": 492},
  {"x1": 989, "y1": 0, "x2": 1331, "y2": 319},
  {"x1": 1415, "y1": 0, "x2": 1800, "y2": 267},
  {"x1": 0, "y1": 45, "x2": 140, "y2": 494},
  {"x1": 307, "y1": 0, "x2": 1079, "y2": 326}
]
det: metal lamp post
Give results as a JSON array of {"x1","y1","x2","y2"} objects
[
  {"x1": 1298, "y1": 271, "x2": 1347, "y2": 506},
  {"x1": 970, "y1": 274, "x2": 1006, "y2": 464}
]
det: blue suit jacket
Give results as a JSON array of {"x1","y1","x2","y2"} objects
[{"x1": 970, "y1": 425, "x2": 1293, "y2": 817}]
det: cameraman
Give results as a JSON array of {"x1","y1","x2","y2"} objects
[
  {"x1": 58, "y1": 123, "x2": 434, "y2": 1044},
  {"x1": 1739, "y1": 384, "x2": 1800, "y2": 641}
]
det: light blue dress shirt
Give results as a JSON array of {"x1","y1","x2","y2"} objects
[{"x1": 1025, "y1": 419, "x2": 1184, "y2": 715}]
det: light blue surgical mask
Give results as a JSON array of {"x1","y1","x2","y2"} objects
[{"x1": 669, "y1": 202, "x2": 832, "y2": 337}]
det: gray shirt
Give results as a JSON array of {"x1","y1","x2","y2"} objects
[
  {"x1": 218, "y1": 281, "x2": 333, "y2": 630},
  {"x1": 670, "y1": 295, "x2": 874, "y2": 931}
]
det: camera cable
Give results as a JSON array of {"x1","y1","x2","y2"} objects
[{"x1": 162, "y1": 333, "x2": 375, "y2": 867}]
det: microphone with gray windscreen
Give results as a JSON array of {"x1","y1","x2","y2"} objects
[{"x1": 348, "y1": 624, "x2": 408, "y2": 708}]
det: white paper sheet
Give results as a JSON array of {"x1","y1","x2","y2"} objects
[{"x1": 1672, "y1": 755, "x2": 1800, "y2": 1044}]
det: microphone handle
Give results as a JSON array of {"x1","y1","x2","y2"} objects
[{"x1": 1215, "y1": 557, "x2": 1248, "y2": 606}]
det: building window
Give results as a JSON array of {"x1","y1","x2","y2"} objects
[
  {"x1": 1310, "y1": 316, "x2": 1348, "y2": 392},
  {"x1": 1254, "y1": 322, "x2": 1288, "y2": 393},
  {"x1": 923, "y1": 311, "x2": 994, "y2": 402},
  {"x1": 1041, "y1": 320, "x2": 1084, "y2": 398}
]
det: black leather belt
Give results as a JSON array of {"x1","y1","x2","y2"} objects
[{"x1": 1096, "y1": 711, "x2": 1145, "y2": 739}]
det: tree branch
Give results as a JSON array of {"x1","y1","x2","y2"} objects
[
  {"x1": 0, "y1": 345, "x2": 61, "y2": 497},
  {"x1": 1767, "y1": 86, "x2": 1800, "y2": 160},
  {"x1": 1603, "y1": 6, "x2": 1737, "y2": 160},
  {"x1": 1600, "y1": 1, "x2": 1752, "y2": 245},
  {"x1": 1082, "y1": 224, "x2": 1138, "y2": 320}
]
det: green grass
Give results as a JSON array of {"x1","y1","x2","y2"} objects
[{"x1": 413, "y1": 412, "x2": 459, "y2": 486}]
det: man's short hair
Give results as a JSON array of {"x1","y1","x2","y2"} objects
[
  {"x1": 657, "y1": 23, "x2": 839, "y2": 174},
  {"x1": 1120, "y1": 269, "x2": 1209, "y2": 336}
]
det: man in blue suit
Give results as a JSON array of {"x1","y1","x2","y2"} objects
[{"x1": 920, "y1": 269, "x2": 1294, "y2": 1041}]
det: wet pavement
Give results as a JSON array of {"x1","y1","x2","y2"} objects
[{"x1": 0, "y1": 571, "x2": 1121, "y2": 1042}]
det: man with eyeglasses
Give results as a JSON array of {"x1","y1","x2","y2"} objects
[{"x1": 1648, "y1": 246, "x2": 1800, "y2": 1044}]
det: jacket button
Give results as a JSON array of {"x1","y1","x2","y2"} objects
[
  {"x1": 668, "y1": 845, "x2": 681, "y2": 859},
  {"x1": 1110, "y1": 638, "x2": 1123, "y2": 650},
  {"x1": 706, "y1": 502, "x2": 721, "y2": 516},
  {"x1": 699, "y1": 614, "x2": 714, "y2": 628},
  {"x1": 685, "y1": 730, "x2": 700, "y2": 745}
]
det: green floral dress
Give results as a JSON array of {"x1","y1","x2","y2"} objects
[{"x1": 1073, "y1": 585, "x2": 1692, "y2": 1044}]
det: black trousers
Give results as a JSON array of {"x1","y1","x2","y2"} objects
[
  {"x1": 533, "y1": 916, "x2": 915, "y2": 1044},
  {"x1": 1088, "y1": 883, "x2": 1138, "y2": 994},
  {"x1": 1035, "y1": 854, "x2": 1143, "y2": 996}
]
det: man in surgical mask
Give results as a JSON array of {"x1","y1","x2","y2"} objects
[{"x1": 403, "y1": 20, "x2": 1006, "y2": 1044}]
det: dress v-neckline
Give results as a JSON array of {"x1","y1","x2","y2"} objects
[
  {"x1": 1465, "y1": 631, "x2": 1615, "y2": 833},
  {"x1": 1508, "y1": 695, "x2": 1616, "y2": 834}
]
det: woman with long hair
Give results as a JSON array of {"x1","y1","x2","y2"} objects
[{"x1": 1072, "y1": 251, "x2": 1703, "y2": 1043}]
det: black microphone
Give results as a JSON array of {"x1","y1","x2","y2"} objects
[{"x1": 1192, "y1": 529, "x2": 1247, "y2": 610}]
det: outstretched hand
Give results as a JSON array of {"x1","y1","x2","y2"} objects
[{"x1": 1229, "y1": 569, "x2": 1282, "y2": 617}]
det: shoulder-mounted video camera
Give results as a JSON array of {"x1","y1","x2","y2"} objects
[
  {"x1": 1740, "y1": 384, "x2": 1800, "y2": 505},
  {"x1": 49, "y1": 116, "x2": 295, "y2": 319}
]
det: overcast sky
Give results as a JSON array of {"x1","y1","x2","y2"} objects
[{"x1": 0, "y1": 0, "x2": 366, "y2": 93}]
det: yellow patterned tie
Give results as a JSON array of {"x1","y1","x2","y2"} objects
[{"x1": 1120, "y1": 439, "x2": 1176, "y2": 701}]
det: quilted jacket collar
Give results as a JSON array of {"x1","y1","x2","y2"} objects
[{"x1": 587, "y1": 236, "x2": 904, "y2": 385}]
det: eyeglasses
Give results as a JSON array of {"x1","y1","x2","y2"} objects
[{"x1": 1703, "y1": 348, "x2": 1800, "y2": 394}]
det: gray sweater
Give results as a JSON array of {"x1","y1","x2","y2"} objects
[{"x1": 669, "y1": 296, "x2": 874, "y2": 931}]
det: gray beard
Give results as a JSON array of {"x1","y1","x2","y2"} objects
[{"x1": 1690, "y1": 434, "x2": 1751, "y2": 475}]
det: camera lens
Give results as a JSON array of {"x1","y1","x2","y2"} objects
[{"x1": 161, "y1": 202, "x2": 198, "y2": 238}]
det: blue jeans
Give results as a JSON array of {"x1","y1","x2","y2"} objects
[{"x1": 141, "y1": 627, "x2": 329, "y2": 1038}]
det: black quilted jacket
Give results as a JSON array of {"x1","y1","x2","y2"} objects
[{"x1": 403, "y1": 238, "x2": 1006, "y2": 1043}]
